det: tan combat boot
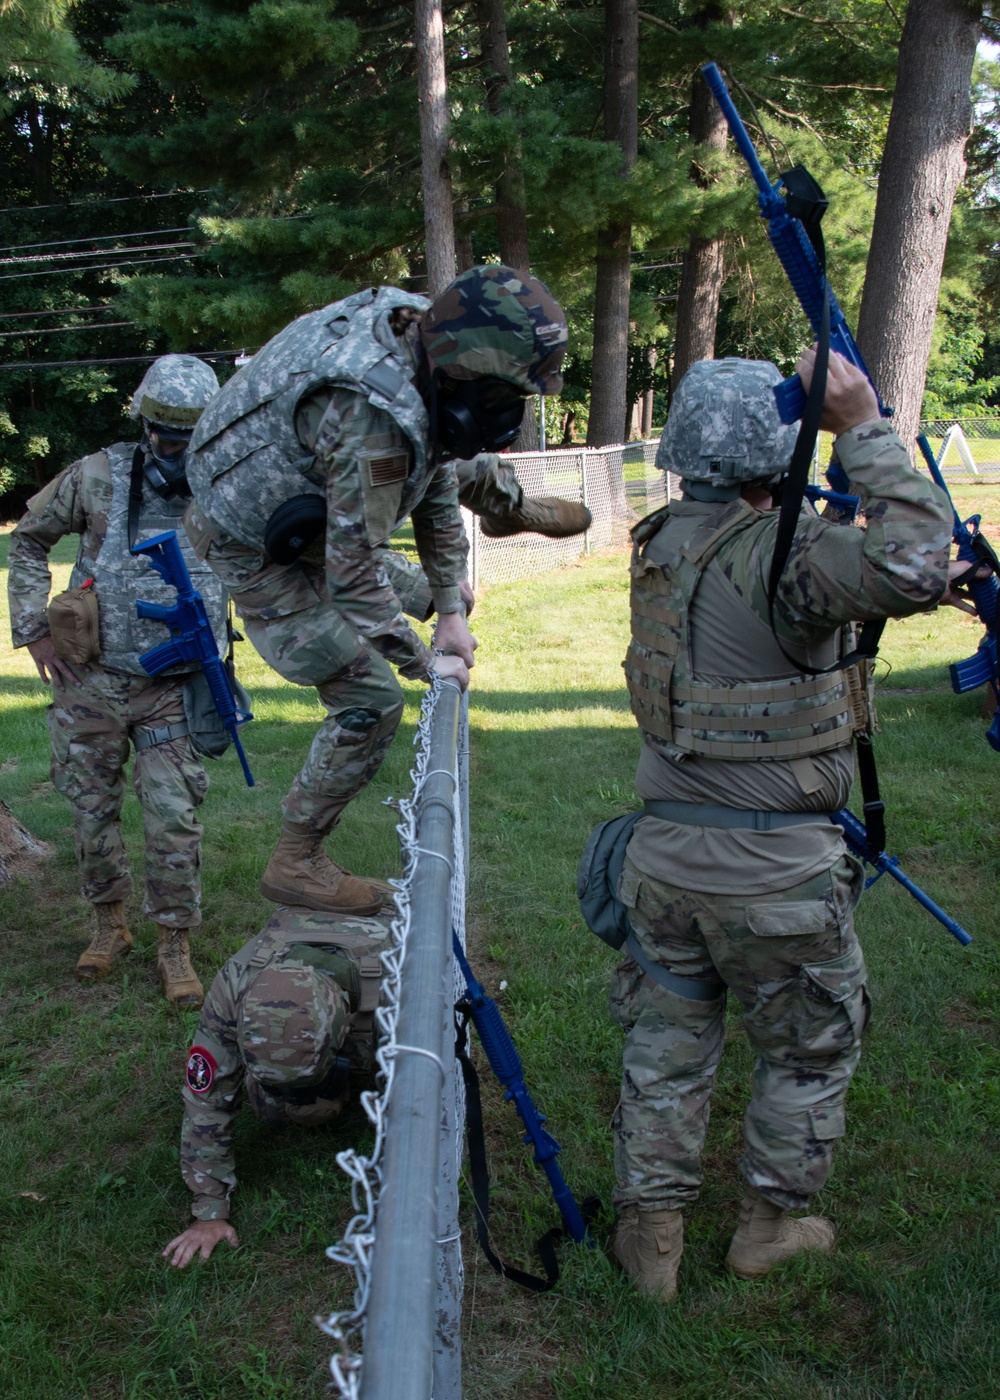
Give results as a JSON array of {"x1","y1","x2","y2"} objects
[
  {"x1": 260, "y1": 827, "x2": 386, "y2": 915},
  {"x1": 725, "y1": 1189, "x2": 836, "y2": 1279},
  {"x1": 76, "y1": 901, "x2": 133, "y2": 981},
  {"x1": 611, "y1": 1205, "x2": 684, "y2": 1301},
  {"x1": 156, "y1": 926, "x2": 204, "y2": 1009},
  {"x1": 479, "y1": 495, "x2": 592, "y2": 539}
]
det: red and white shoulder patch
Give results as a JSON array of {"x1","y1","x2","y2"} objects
[{"x1": 186, "y1": 1045, "x2": 218, "y2": 1094}]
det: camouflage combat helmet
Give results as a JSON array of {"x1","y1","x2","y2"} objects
[
  {"x1": 130, "y1": 353, "x2": 220, "y2": 431},
  {"x1": 656, "y1": 358, "x2": 799, "y2": 497},
  {"x1": 419, "y1": 265, "x2": 568, "y2": 395},
  {"x1": 237, "y1": 960, "x2": 347, "y2": 1089}
]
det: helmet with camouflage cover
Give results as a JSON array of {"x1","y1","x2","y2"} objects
[
  {"x1": 420, "y1": 265, "x2": 568, "y2": 396},
  {"x1": 130, "y1": 353, "x2": 220, "y2": 432},
  {"x1": 237, "y1": 959, "x2": 348, "y2": 1090},
  {"x1": 130, "y1": 353, "x2": 219, "y2": 496},
  {"x1": 657, "y1": 358, "x2": 799, "y2": 500}
]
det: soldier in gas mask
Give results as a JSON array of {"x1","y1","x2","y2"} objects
[
  {"x1": 7, "y1": 354, "x2": 224, "y2": 1006},
  {"x1": 184, "y1": 266, "x2": 577, "y2": 914}
]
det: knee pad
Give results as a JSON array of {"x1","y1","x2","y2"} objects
[{"x1": 334, "y1": 707, "x2": 381, "y2": 737}]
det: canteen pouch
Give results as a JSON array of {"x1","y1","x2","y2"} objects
[
  {"x1": 47, "y1": 580, "x2": 100, "y2": 666},
  {"x1": 576, "y1": 810, "x2": 644, "y2": 950},
  {"x1": 182, "y1": 670, "x2": 253, "y2": 760}
]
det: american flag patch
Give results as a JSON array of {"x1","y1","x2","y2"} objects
[{"x1": 364, "y1": 450, "x2": 409, "y2": 487}]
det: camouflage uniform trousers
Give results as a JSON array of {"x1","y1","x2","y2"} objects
[
  {"x1": 47, "y1": 662, "x2": 208, "y2": 927},
  {"x1": 612, "y1": 849, "x2": 868, "y2": 1213},
  {"x1": 239, "y1": 579, "x2": 405, "y2": 836}
]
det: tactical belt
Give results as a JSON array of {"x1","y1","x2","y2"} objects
[
  {"x1": 642, "y1": 799, "x2": 827, "y2": 831},
  {"x1": 133, "y1": 720, "x2": 190, "y2": 752},
  {"x1": 624, "y1": 929, "x2": 725, "y2": 1001}
]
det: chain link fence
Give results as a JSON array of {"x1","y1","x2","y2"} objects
[
  {"x1": 319, "y1": 679, "x2": 469, "y2": 1400},
  {"x1": 919, "y1": 421, "x2": 1000, "y2": 481},
  {"x1": 465, "y1": 439, "x2": 673, "y2": 588}
]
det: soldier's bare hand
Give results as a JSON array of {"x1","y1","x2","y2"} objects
[
  {"x1": 459, "y1": 579, "x2": 475, "y2": 617},
  {"x1": 796, "y1": 348, "x2": 880, "y2": 437},
  {"x1": 433, "y1": 610, "x2": 477, "y2": 667},
  {"x1": 26, "y1": 635, "x2": 81, "y2": 690},
  {"x1": 432, "y1": 653, "x2": 471, "y2": 691},
  {"x1": 940, "y1": 557, "x2": 992, "y2": 614},
  {"x1": 162, "y1": 1218, "x2": 239, "y2": 1268}
]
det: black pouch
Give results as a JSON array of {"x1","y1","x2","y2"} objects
[{"x1": 576, "y1": 811, "x2": 643, "y2": 950}]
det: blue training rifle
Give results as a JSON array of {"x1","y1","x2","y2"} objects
[
  {"x1": 452, "y1": 932, "x2": 589, "y2": 1245},
  {"x1": 131, "y1": 530, "x2": 255, "y2": 786},
  {"x1": 704, "y1": 62, "x2": 975, "y2": 941},
  {"x1": 704, "y1": 62, "x2": 1000, "y2": 742},
  {"x1": 833, "y1": 808, "x2": 972, "y2": 946},
  {"x1": 915, "y1": 433, "x2": 1000, "y2": 750}
]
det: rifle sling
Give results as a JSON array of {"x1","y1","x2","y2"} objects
[
  {"x1": 454, "y1": 1004, "x2": 599, "y2": 1294},
  {"x1": 855, "y1": 731, "x2": 886, "y2": 856}
]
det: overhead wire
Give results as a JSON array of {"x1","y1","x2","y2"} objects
[
  {"x1": 0, "y1": 306, "x2": 113, "y2": 319},
  {"x1": 0, "y1": 350, "x2": 254, "y2": 372},
  {"x1": 0, "y1": 241, "x2": 197, "y2": 266},
  {"x1": 0, "y1": 321, "x2": 135, "y2": 339},
  {"x1": 0, "y1": 252, "x2": 200, "y2": 282},
  {"x1": 0, "y1": 227, "x2": 192, "y2": 254},
  {"x1": 0, "y1": 190, "x2": 210, "y2": 215}
]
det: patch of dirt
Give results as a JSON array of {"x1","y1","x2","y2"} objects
[{"x1": 0, "y1": 800, "x2": 51, "y2": 886}]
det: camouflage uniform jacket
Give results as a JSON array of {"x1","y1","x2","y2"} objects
[
  {"x1": 627, "y1": 420, "x2": 953, "y2": 894},
  {"x1": 185, "y1": 287, "x2": 467, "y2": 676},
  {"x1": 8, "y1": 443, "x2": 227, "y2": 673},
  {"x1": 180, "y1": 909, "x2": 389, "y2": 1220}
]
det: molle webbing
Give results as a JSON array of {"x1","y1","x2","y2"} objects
[{"x1": 624, "y1": 507, "x2": 854, "y2": 761}]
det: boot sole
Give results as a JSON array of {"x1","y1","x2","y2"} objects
[
  {"x1": 259, "y1": 878, "x2": 382, "y2": 917},
  {"x1": 76, "y1": 943, "x2": 132, "y2": 981}
]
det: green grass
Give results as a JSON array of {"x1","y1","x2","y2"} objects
[{"x1": 2, "y1": 490, "x2": 1000, "y2": 1397}]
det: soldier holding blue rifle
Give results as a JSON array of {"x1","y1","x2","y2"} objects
[
  {"x1": 7, "y1": 355, "x2": 223, "y2": 1007},
  {"x1": 606, "y1": 350, "x2": 953, "y2": 1300}
]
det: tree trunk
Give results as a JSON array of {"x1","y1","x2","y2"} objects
[
  {"x1": 856, "y1": 0, "x2": 981, "y2": 446},
  {"x1": 642, "y1": 345, "x2": 656, "y2": 437},
  {"x1": 0, "y1": 800, "x2": 50, "y2": 886},
  {"x1": 673, "y1": 63, "x2": 729, "y2": 383},
  {"x1": 588, "y1": 0, "x2": 638, "y2": 449},
  {"x1": 475, "y1": 0, "x2": 531, "y2": 275},
  {"x1": 415, "y1": 0, "x2": 457, "y2": 296}
]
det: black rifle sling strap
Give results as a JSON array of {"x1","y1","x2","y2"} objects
[
  {"x1": 766, "y1": 207, "x2": 830, "y2": 657},
  {"x1": 454, "y1": 1004, "x2": 559, "y2": 1292},
  {"x1": 454, "y1": 1005, "x2": 600, "y2": 1293}
]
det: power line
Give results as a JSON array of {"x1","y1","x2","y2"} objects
[
  {"x1": 0, "y1": 227, "x2": 191, "y2": 255},
  {"x1": 0, "y1": 252, "x2": 200, "y2": 282},
  {"x1": 0, "y1": 349, "x2": 254, "y2": 372},
  {"x1": 0, "y1": 190, "x2": 210, "y2": 215},
  {"x1": 0, "y1": 305, "x2": 113, "y2": 320},
  {"x1": 0, "y1": 321, "x2": 135, "y2": 339},
  {"x1": 0, "y1": 240, "x2": 197, "y2": 267}
]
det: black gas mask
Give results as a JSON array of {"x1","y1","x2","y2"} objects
[
  {"x1": 432, "y1": 373, "x2": 527, "y2": 458},
  {"x1": 142, "y1": 420, "x2": 193, "y2": 499}
]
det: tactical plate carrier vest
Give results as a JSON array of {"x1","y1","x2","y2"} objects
[
  {"x1": 624, "y1": 501, "x2": 859, "y2": 762},
  {"x1": 186, "y1": 287, "x2": 432, "y2": 551},
  {"x1": 239, "y1": 915, "x2": 386, "y2": 1074},
  {"x1": 69, "y1": 443, "x2": 228, "y2": 677}
]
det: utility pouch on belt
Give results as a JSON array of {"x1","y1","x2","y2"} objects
[
  {"x1": 47, "y1": 579, "x2": 100, "y2": 665},
  {"x1": 576, "y1": 811, "x2": 643, "y2": 950},
  {"x1": 182, "y1": 670, "x2": 254, "y2": 760}
]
